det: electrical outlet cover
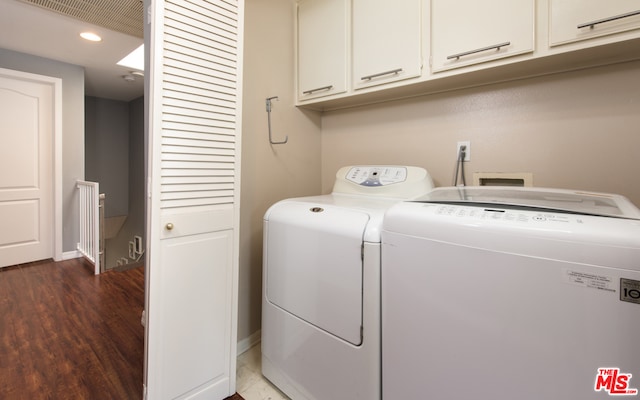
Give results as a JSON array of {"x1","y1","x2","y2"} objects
[{"x1": 456, "y1": 141, "x2": 470, "y2": 161}]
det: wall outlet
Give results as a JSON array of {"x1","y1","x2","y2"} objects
[{"x1": 457, "y1": 141, "x2": 471, "y2": 161}]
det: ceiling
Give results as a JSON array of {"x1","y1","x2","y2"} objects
[{"x1": 0, "y1": 0, "x2": 145, "y2": 101}]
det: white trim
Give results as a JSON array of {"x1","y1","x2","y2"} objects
[
  {"x1": 62, "y1": 250, "x2": 82, "y2": 260},
  {"x1": 0, "y1": 67, "x2": 63, "y2": 263},
  {"x1": 237, "y1": 330, "x2": 261, "y2": 357},
  {"x1": 231, "y1": 0, "x2": 245, "y2": 393},
  {"x1": 53, "y1": 76, "x2": 63, "y2": 261}
]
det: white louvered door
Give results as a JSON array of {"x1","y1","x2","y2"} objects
[{"x1": 145, "y1": 0, "x2": 243, "y2": 399}]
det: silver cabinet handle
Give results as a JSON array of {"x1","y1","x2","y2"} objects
[
  {"x1": 578, "y1": 10, "x2": 640, "y2": 29},
  {"x1": 447, "y1": 42, "x2": 511, "y2": 60},
  {"x1": 361, "y1": 68, "x2": 403, "y2": 81},
  {"x1": 302, "y1": 85, "x2": 334, "y2": 95}
]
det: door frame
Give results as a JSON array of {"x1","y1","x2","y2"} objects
[{"x1": 0, "y1": 67, "x2": 63, "y2": 262}]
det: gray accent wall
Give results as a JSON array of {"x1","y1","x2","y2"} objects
[
  {"x1": 85, "y1": 96, "x2": 130, "y2": 218},
  {"x1": 85, "y1": 95, "x2": 145, "y2": 268}
]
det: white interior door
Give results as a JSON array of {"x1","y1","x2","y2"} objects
[
  {"x1": 144, "y1": 0, "x2": 243, "y2": 399},
  {"x1": 0, "y1": 70, "x2": 55, "y2": 268}
]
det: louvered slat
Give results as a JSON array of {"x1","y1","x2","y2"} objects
[
  {"x1": 160, "y1": 0, "x2": 239, "y2": 210},
  {"x1": 164, "y1": 66, "x2": 236, "y2": 92},
  {"x1": 163, "y1": 52, "x2": 237, "y2": 84},
  {"x1": 163, "y1": 147, "x2": 234, "y2": 161},
  {"x1": 161, "y1": 197, "x2": 233, "y2": 209},
  {"x1": 161, "y1": 176, "x2": 234, "y2": 185},
  {"x1": 162, "y1": 169, "x2": 235, "y2": 177},
  {"x1": 163, "y1": 97, "x2": 235, "y2": 118},
  {"x1": 165, "y1": 1, "x2": 237, "y2": 36},
  {"x1": 164, "y1": 39, "x2": 236, "y2": 72},
  {"x1": 164, "y1": 20, "x2": 238, "y2": 53},
  {"x1": 163, "y1": 111, "x2": 236, "y2": 128},
  {"x1": 162, "y1": 182, "x2": 235, "y2": 192},
  {"x1": 162, "y1": 154, "x2": 235, "y2": 164},
  {"x1": 163, "y1": 78, "x2": 237, "y2": 102},
  {"x1": 162, "y1": 123, "x2": 236, "y2": 138},
  {"x1": 162, "y1": 137, "x2": 235, "y2": 149}
]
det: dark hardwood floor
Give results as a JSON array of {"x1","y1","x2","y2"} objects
[
  {"x1": 0, "y1": 258, "x2": 245, "y2": 400},
  {"x1": 0, "y1": 258, "x2": 145, "y2": 399}
]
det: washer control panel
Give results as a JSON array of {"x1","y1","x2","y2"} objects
[
  {"x1": 434, "y1": 204, "x2": 575, "y2": 224},
  {"x1": 346, "y1": 166, "x2": 408, "y2": 187}
]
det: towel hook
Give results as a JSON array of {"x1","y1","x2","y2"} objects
[{"x1": 266, "y1": 96, "x2": 288, "y2": 145}]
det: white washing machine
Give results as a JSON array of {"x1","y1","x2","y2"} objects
[
  {"x1": 382, "y1": 186, "x2": 640, "y2": 400},
  {"x1": 262, "y1": 166, "x2": 434, "y2": 400}
]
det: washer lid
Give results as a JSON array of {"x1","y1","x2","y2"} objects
[{"x1": 414, "y1": 186, "x2": 640, "y2": 219}]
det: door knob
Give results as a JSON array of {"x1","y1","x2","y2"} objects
[{"x1": 165, "y1": 223, "x2": 174, "y2": 231}]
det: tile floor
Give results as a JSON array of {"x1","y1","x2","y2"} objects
[{"x1": 237, "y1": 343, "x2": 290, "y2": 400}]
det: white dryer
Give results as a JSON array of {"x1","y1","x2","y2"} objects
[
  {"x1": 262, "y1": 166, "x2": 434, "y2": 400},
  {"x1": 382, "y1": 186, "x2": 640, "y2": 400}
]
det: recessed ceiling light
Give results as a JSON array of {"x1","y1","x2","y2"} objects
[{"x1": 80, "y1": 32, "x2": 102, "y2": 42}]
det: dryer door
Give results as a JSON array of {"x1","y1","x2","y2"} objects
[{"x1": 265, "y1": 201, "x2": 368, "y2": 345}]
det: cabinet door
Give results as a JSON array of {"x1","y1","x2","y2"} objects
[
  {"x1": 431, "y1": 0, "x2": 534, "y2": 72},
  {"x1": 145, "y1": 0, "x2": 241, "y2": 398},
  {"x1": 297, "y1": 0, "x2": 348, "y2": 101},
  {"x1": 550, "y1": 0, "x2": 640, "y2": 46},
  {"x1": 352, "y1": 0, "x2": 422, "y2": 90}
]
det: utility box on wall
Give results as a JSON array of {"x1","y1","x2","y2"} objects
[{"x1": 473, "y1": 172, "x2": 533, "y2": 187}]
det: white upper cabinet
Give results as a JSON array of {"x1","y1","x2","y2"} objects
[
  {"x1": 297, "y1": 0, "x2": 349, "y2": 101},
  {"x1": 295, "y1": 0, "x2": 640, "y2": 110},
  {"x1": 352, "y1": 0, "x2": 422, "y2": 90},
  {"x1": 431, "y1": 0, "x2": 535, "y2": 72},
  {"x1": 550, "y1": 0, "x2": 640, "y2": 46}
]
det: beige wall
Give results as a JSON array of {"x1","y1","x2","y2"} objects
[
  {"x1": 239, "y1": 0, "x2": 322, "y2": 344},
  {"x1": 321, "y1": 60, "x2": 640, "y2": 206},
  {"x1": 239, "y1": 6, "x2": 640, "y2": 344}
]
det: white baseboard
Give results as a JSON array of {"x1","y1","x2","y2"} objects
[
  {"x1": 62, "y1": 250, "x2": 81, "y2": 260},
  {"x1": 237, "y1": 329, "x2": 261, "y2": 356}
]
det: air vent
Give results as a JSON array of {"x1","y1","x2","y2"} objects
[{"x1": 18, "y1": 0, "x2": 143, "y2": 38}]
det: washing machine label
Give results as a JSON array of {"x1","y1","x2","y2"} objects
[
  {"x1": 563, "y1": 269, "x2": 615, "y2": 293},
  {"x1": 620, "y1": 278, "x2": 640, "y2": 305}
]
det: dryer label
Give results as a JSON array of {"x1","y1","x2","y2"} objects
[
  {"x1": 563, "y1": 269, "x2": 615, "y2": 293},
  {"x1": 620, "y1": 278, "x2": 640, "y2": 305}
]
